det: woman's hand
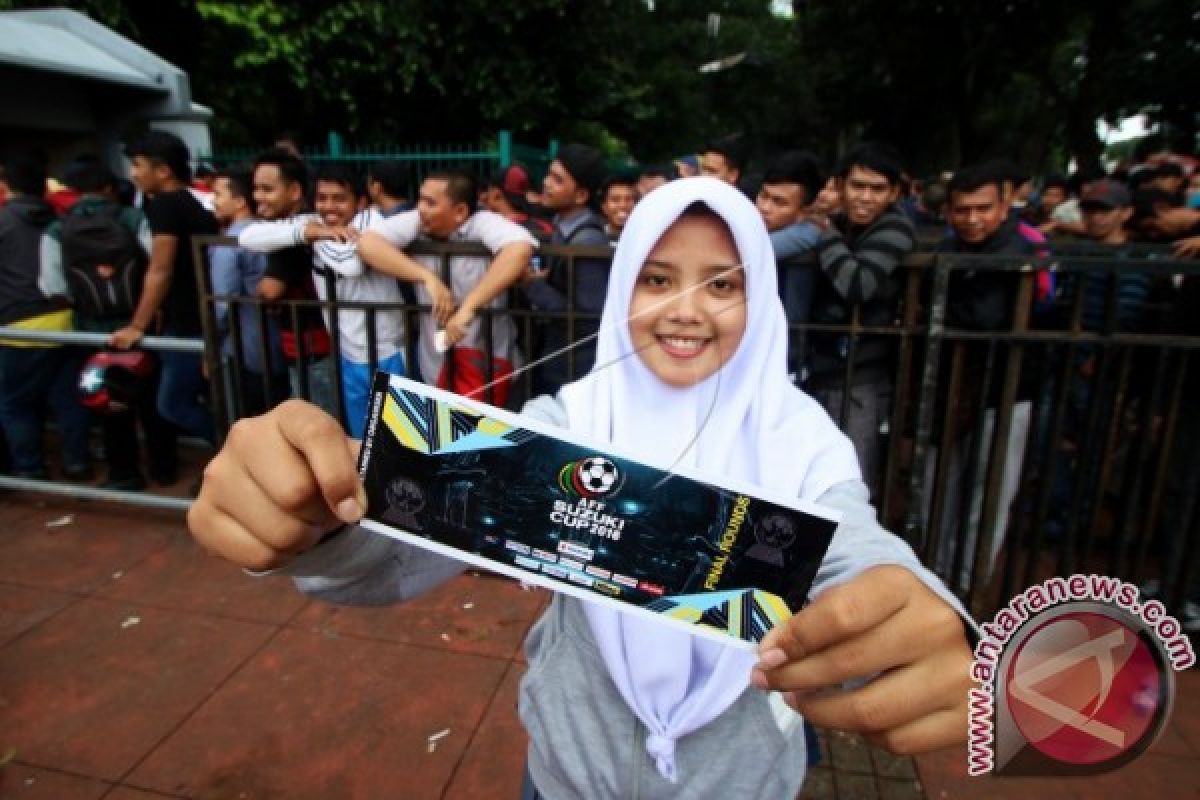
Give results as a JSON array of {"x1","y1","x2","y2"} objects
[
  {"x1": 187, "y1": 399, "x2": 366, "y2": 571},
  {"x1": 752, "y1": 565, "x2": 973, "y2": 754}
]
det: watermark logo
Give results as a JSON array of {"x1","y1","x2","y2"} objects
[{"x1": 968, "y1": 575, "x2": 1194, "y2": 777}]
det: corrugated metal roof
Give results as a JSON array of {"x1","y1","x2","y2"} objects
[{"x1": 0, "y1": 17, "x2": 165, "y2": 91}]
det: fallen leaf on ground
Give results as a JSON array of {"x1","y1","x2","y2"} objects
[{"x1": 426, "y1": 728, "x2": 451, "y2": 753}]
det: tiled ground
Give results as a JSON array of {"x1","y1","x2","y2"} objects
[
  {"x1": 913, "y1": 666, "x2": 1200, "y2": 800},
  {"x1": 0, "y1": 489, "x2": 1196, "y2": 799}
]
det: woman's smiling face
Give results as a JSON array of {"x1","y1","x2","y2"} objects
[{"x1": 628, "y1": 211, "x2": 747, "y2": 389}]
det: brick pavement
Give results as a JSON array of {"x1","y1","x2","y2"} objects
[{"x1": 0, "y1": 490, "x2": 1195, "y2": 799}]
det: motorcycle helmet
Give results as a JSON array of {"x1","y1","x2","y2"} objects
[{"x1": 79, "y1": 351, "x2": 156, "y2": 413}]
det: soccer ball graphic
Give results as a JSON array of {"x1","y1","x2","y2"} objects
[{"x1": 575, "y1": 457, "x2": 621, "y2": 497}]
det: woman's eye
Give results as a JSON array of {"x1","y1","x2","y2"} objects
[
  {"x1": 642, "y1": 274, "x2": 670, "y2": 288},
  {"x1": 708, "y1": 278, "x2": 741, "y2": 293}
]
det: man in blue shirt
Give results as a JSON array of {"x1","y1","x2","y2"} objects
[
  {"x1": 209, "y1": 167, "x2": 289, "y2": 418},
  {"x1": 756, "y1": 150, "x2": 825, "y2": 379}
]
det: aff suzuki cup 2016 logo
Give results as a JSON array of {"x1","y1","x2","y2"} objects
[
  {"x1": 559, "y1": 456, "x2": 624, "y2": 499},
  {"x1": 968, "y1": 575, "x2": 1195, "y2": 777}
]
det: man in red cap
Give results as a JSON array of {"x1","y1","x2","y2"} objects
[{"x1": 484, "y1": 164, "x2": 554, "y2": 239}]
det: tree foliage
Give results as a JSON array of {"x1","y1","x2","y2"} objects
[
  {"x1": 0, "y1": 0, "x2": 1194, "y2": 172},
  {"x1": 793, "y1": 0, "x2": 1199, "y2": 172}
]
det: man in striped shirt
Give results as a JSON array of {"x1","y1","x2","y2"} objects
[{"x1": 806, "y1": 143, "x2": 916, "y2": 498}]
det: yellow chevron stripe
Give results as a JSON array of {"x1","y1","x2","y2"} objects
[
  {"x1": 478, "y1": 417, "x2": 512, "y2": 437},
  {"x1": 754, "y1": 591, "x2": 793, "y2": 625},
  {"x1": 663, "y1": 607, "x2": 702, "y2": 623},
  {"x1": 435, "y1": 399, "x2": 454, "y2": 449},
  {"x1": 727, "y1": 594, "x2": 743, "y2": 636},
  {"x1": 383, "y1": 395, "x2": 430, "y2": 454}
]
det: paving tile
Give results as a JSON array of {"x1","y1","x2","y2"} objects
[
  {"x1": 796, "y1": 765, "x2": 834, "y2": 799},
  {"x1": 829, "y1": 730, "x2": 875, "y2": 774},
  {"x1": 129, "y1": 627, "x2": 509, "y2": 799},
  {"x1": 292, "y1": 572, "x2": 548, "y2": 660},
  {"x1": 878, "y1": 776, "x2": 924, "y2": 800},
  {"x1": 816, "y1": 728, "x2": 831, "y2": 766},
  {"x1": 1144, "y1": 714, "x2": 1197, "y2": 758},
  {"x1": 0, "y1": 764, "x2": 109, "y2": 799},
  {"x1": 0, "y1": 583, "x2": 77, "y2": 648},
  {"x1": 101, "y1": 788, "x2": 183, "y2": 800},
  {"x1": 443, "y1": 661, "x2": 528, "y2": 800},
  {"x1": 916, "y1": 668, "x2": 1200, "y2": 800},
  {"x1": 0, "y1": 597, "x2": 275, "y2": 782},
  {"x1": 833, "y1": 771, "x2": 879, "y2": 800},
  {"x1": 869, "y1": 746, "x2": 917, "y2": 780},
  {"x1": 1068, "y1": 752, "x2": 1200, "y2": 797},
  {"x1": 96, "y1": 534, "x2": 308, "y2": 626},
  {"x1": 1171, "y1": 667, "x2": 1200, "y2": 756},
  {"x1": 0, "y1": 502, "x2": 176, "y2": 595},
  {"x1": 0, "y1": 499, "x2": 41, "y2": 530},
  {"x1": 914, "y1": 745, "x2": 1088, "y2": 799}
]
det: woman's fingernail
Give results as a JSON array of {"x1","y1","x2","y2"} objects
[
  {"x1": 336, "y1": 496, "x2": 362, "y2": 522},
  {"x1": 757, "y1": 648, "x2": 789, "y2": 670},
  {"x1": 750, "y1": 669, "x2": 769, "y2": 690}
]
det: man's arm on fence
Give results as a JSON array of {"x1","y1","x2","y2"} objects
[
  {"x1": 239, "y1": 214, "x2": 317, "y2": 253},
  {"x1": 311, "y1": 207, "x2": 381, "y2": 278},
  {"x1": 815, "y1": 214, "x2": 915, "y2": 306},
  {"x1": 444, "y1": 240, "x2": 534, "y2": 345},
  {"x1": 356, "y1": 231, "x2": 434, "y2": 284},
  {"x1": 111, "y1": 234, "x2": 176, "y2": 348}
]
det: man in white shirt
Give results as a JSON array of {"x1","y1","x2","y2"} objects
[
  {"x1": 357, "y1": 169, "x2": 536, "y2": 407},
  {"x1": 239, "y1": 162, "x2": 408, "y2": 437}
]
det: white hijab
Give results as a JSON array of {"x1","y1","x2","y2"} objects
[{"x1": 560, "y1": 177, "x2": 861, "y2": 782}]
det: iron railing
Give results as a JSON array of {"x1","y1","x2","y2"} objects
[{"x1": 3, "y1": 235, "x2": 1197, "y2": 624}]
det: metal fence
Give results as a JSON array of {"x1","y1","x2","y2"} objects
[
  {"x1": 0, "y1": 329, "x2": 201, "y2": 512},
  {"x1": 205, "y1": 133, "x2": 634, "y2": 195},
  {"x1": 203, "y1": 131, "x2": 521, "y2": 197},
  {"x1": 2, "y1": 234, "x2": 1196, "y2": 624},
  {"x1": 191, "y1": 236, "x2": 1199, "y2": 622}
]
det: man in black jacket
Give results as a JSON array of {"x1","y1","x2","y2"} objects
[
  {"x1": 942, "y1": 164, "x2": 1036, "y2": 330},
  {"x1": 0, "y1": 151, "x2": 92, "y2": 480},
  {"x1": 931, "y1": 163, "x2": 1039, "y2": 591},
  {"x1": 524, "y1": 143, "x2": 610, "y2": 393}
]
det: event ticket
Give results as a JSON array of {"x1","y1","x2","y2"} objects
[{"x1": 357, "y1": 373, "x2": 840, "y2": 649}]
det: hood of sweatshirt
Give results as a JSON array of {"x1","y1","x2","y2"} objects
[{"x1": 5, "y1": 195, "x2": 56, "y2": 229}]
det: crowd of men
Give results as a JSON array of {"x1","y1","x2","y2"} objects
[{"x1": 0, "y1": 132, "x2": 1198, "y2": 528}]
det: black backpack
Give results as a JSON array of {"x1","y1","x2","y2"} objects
[{"x1": 60, "y1": 205, "x2": 147, "y2": 320}]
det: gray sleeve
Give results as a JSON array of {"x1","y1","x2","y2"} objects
[
  {"x1": 811, "y1": 480, "x2": 978, "y2": 638},
  {"x1": 264, "y1": 394, "x2": 570, "y2": 606},
  {"x1": 277, "y1": 526, "x2": 467, "y2": 606},
  {"x1": 38, "y1": 233, "x2": 68, "y2": 299}
]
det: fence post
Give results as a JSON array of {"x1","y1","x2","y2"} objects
[
  {"x1": 193, "y1": 235, "x2": 232, "y2": 445},
  {"x1": 968, "y1": 269, "x2": 1034, "y2": 619},
  {"x1": 327, "y1": 131, "x2": 344, "y2": 159},
  {"x1": 497, "y1": 130, "x2": 512, "y2": 168},
  {"x1": 907, "y1": 254, "x2": 950, "y2": 553}
]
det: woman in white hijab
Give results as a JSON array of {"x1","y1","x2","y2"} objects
[
  {"x1": 189, "y1": 177, "x2": 975, "y2": 800},
  {"x1": 558, "y1": 176, "x2": 863, "y2": 783}
]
